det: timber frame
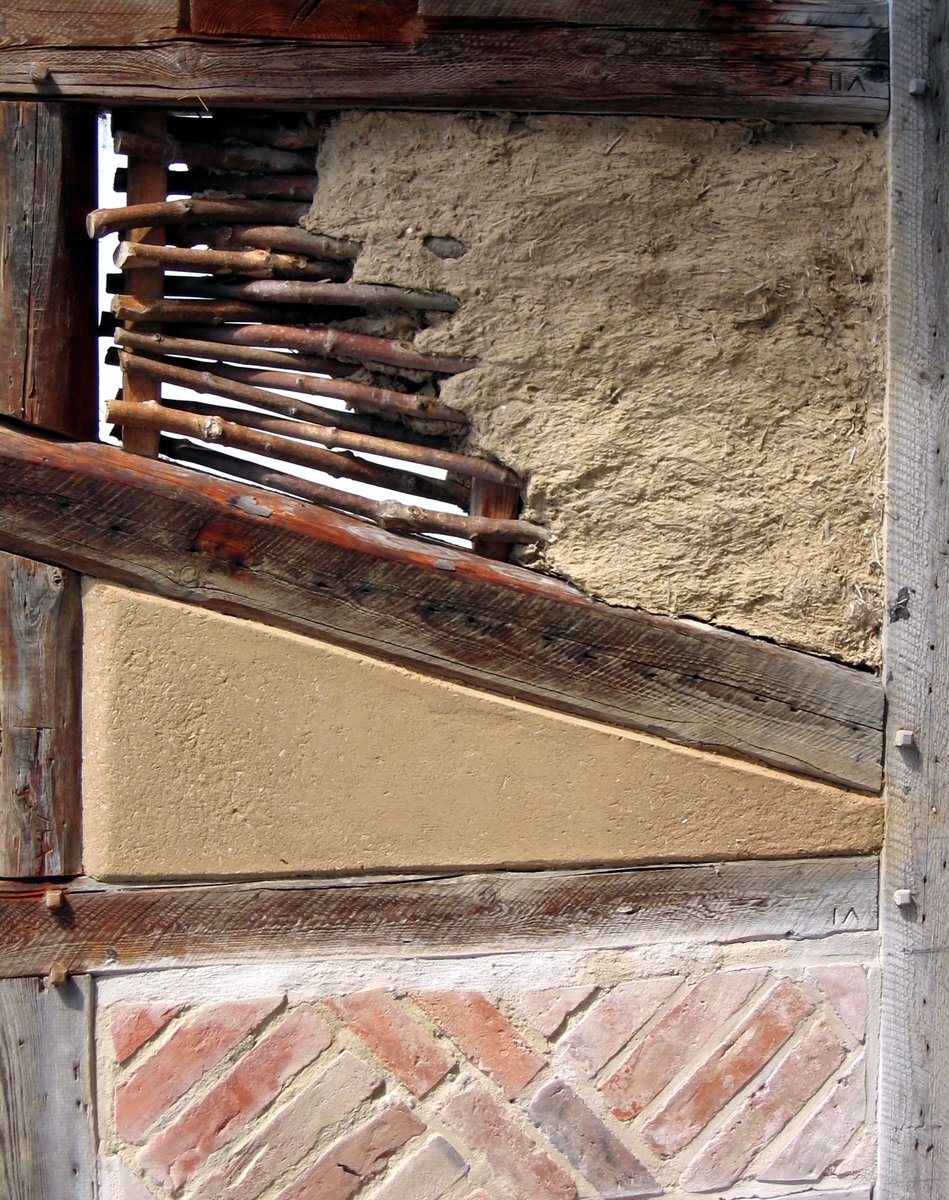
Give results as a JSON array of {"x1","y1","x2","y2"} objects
[{"x1": 0, "y1": 2, "x2": 943, "y2": 1198}]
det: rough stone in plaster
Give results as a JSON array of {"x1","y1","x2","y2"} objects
[
  {"x1": 305, "y1": 113, "x2": 885, "y2": 664},
  {"x1": 81, "y1": 583, "x2": 881, "y2": 881}
]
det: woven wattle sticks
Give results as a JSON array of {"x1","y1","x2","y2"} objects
[
  {"x1": 159, "y1": 438, "x2": 467, "y2": 514},
  {"x1": 120, "y1": 268, "x2": 460, "y2": 313},
  {"x1": 153, "y1": 440, "x2": 541, "y2": 544},
  {"x1": 88, "y1": 198, "x2": 311, "y2": 238},
  {"x1": 153, "y1": 395, "x2": 455, "y2": 451},
  {"x1": 114, "y1": 130, "x2": 315, "y2": 175},
  {"x1": 165, "y1": 113, "x2": 326, "y2": 151},
  {"x1": 113, "y1": 170, "x2": 320, "y2": 201},
  {"x1": 98, "y1": 108, "x2": 543, "y2": 558},
  {"x1": 115, "y1": 242, "x2": 343, "y2": 281},
  {"x1": 168, "y1": 225, "x2": 358, "y2": 262},
  {"x1": 119, "y1": 350, "x2": 466, "y2": 426},
  {"x1": 108, "y1": 397, "x2": 473, "y2": 505},
  {"x1": 171, "y1": 321, "x2": 476, "y2": 376},
  {"x1": 113, "y1": 328, "x2": 358, "y2": 379},
  {"x1": 113, "y1": 296, "x2": 347, "y2": 328},
  {"x1": 115, "y1": 359, "x2": 515, "y2": 485},
  {"x1": 375, "y1": 501, "x2": 549, "y2": 545}
]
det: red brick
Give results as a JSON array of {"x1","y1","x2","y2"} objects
[
  {"x1": 326, "y1": 989, "x2": 453, "y2": 1097},
  {"x1": 114, "y1": 997, "x2": 281, "y2": 1143},
  {"x1": 413, "y1": 990, "x2": 544, "y2": 1098},
  {"x1": 519, "y1": 987, "x2": 595, "y2": 1038},
  {"x1": 759, "y1": 1051, "x2": 866, "y2": 1183},
  {"x1": 679, "y1": 1018, "x2": 848, "y2": 1191},
  {"x1": 807, "y1": 965, "x2": 868, "y2": 1041},
  {"x1": 640, "y1": 979, "x2": 814, "y2": 1159},
  {"x1": 139, "y1": 1005, "x2": 332, "y2": 1188},
  {"x1": 601, "y1": 970, "x2": 764, "y2": 1120},
  {"x1": 199, "y1": 1050, "x2": 381, "y2": 1200},
  {"x1": 274, "y1": 1104, "x2": 425, "y2": 1200},
  {"x1": 440, "y1": 1083, "x2": 578, "y2": 1200},
  {"x1": 559, "y1": 979, "x2": 680, "y2": 1078},
  {"x1": 111, "y1": 1003, "x2": 183, "y2": 1065},
  {"x1": 528, "y1": 1078, "x2": 660, "y2": 1199},
  {"x1": 370, "y1": 1135, "x2": 469, "y2": 1200}
]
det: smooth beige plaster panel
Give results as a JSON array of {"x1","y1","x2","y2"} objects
[{"x1": 82, "y1": 583, "x2": 882, "y2": 881}]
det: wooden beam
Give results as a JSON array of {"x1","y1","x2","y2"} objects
[
  {"x1": 0, "y1": 553, "x2": 82, "y2": 879},
  {"x1": 418, "y1": 0, "x2": 888, "y2": 29},
  {"x1": 0, "y1": 102, "x2": 96, "y2": 439},
  {"x1": 879, "y1": 3, "x2": 949, "y2": 1198},
  {"x1": 0, "y1": 25, "x2": 888, "y2": 122},
  {"x1": 0, "y1": 858, "x2": 879, "y2": 977},
  {"x1": 192, "y1": 0, "x2": 424, "y2": 42},
  {"x1": 0, "y1": 421, "x2": 883, "y2": 792},
  {"x1": 0, "y1": 976, "x2": 96, "y2": 1199}
]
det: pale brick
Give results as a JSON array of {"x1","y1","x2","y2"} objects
[
  {"x1": 519, "y1": 987, "x2": 595, "y2": 1038},
  {"x1": 370, "y1": 1135, "x2": 469, "y2": 1200},
  {"x1": 528, "y1": 1078, "x2": 660, "y2": 1198},
  {"x1": 198, "y1": 1051, "x2": 381, "y2": 1200},
  {"x1": 602, "y1": 970, "x2": 764, "y2": 1120},
  {"x1": 837, "y1": 1129, "x2": 875, "y2": 1177},
  {"x1": 759, "y1": 1052, "x2": 866, "y2": 1183},
  {"x1": 326, "y1": 989, "x2": 453, "y2": 1097},
  {"x1": 274, "y1": 1104, "x2": 425, "y2": 1200},
  {"x1": 139, "y1": 1005, "x2": 332, "y2": 1188},
  {"x1": 111, "y1": 1003, "x2": 183, "y2": 1065},
  {"x1": 640, "y1": 979, "x2": 813, "y2": 1159},
  {"x1": 461, "y1": 1192, "x2": 494, "y2": 1199},
  {"x1": 678, "y1": 1018, "x2": 847, "y2": 1192},
  {"x1": 413, "y1": 990, "x2": 544, "y2": 1098},
  {"x1": 559, "y1": 979, "x2": 680, "y2": 1078},
  {"x1": 440, "y1": 1083, "x2": 578, "y2": 1200},
  {"x1": 114, "y1": 997, "x2": 281, "y2": 1143},
  {"x1": 807, "y1": 965, "x2": 868, "y2": 1041}
]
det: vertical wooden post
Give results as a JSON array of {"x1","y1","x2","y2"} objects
[
  {"x1": 119, "y1": 108, "x2": 167, "y2": 457},
  {"x1": 880, "y1": 3, "x2": 949, "y2": 1197},
  {"x1": 0, "y1": 101, "x2": 96, "y2": 439},
  {"x1": 0, "y1": 976, "x2": 96, "y2": 1200},
  {"x1": 470, "y1": 479, "x2": 521, "y2": 561},
  {"x1": 0, "y1": 553, "x2": 82, "y2": 878}
]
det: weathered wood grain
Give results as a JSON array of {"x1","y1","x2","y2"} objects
[
  {"x1": 0, "y1": 553, "x2": 82, "y2": 879},
  {"x1": 0, "y1": 27, "x2": 888, "y2": 122},
  {"x1": 192, "y1": 0, "x2": 423, "y2": 42},
  {"x1": 0, "y1": 976, "x2": 95, "y2": 1199},
  {"x1": 0, "y1": 421, "x2": 883, "y2": 791},
  {"x1": 418, "y1": 0, "x2": 888, "y2": 30},
  {"x1": 0, "y1": 858, "x2": 879, "y2": 977},
  {"x1": 0, "y1": 102, "x2": 95, "y2": 438},
  {"x1": 0, "y1": 1, "x2": 180, "y2": 47},
  {"x1": 879, "y1": 3, "x2": 949, "y2": 1198}
]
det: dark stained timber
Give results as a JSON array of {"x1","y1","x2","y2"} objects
[
  {"x1": 0, "y1": 19, "x2": 888, "y2": 123},
  {"x1": 0, "y1": 422, "x2": 883, "y2": 791}
]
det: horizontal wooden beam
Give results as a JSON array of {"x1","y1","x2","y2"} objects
[
  {"x1": 0, "y1": 421, "x2": 883, "y2": 791},
  {"x1": 0, "y1": 857, "x2": 879, "y2": 977},
  {"x1": 0, "y1": 24, "x2": 888, "y2": 122},
  {"x1": 418, "y1": 1, "x2": 888, "y2": 30}
]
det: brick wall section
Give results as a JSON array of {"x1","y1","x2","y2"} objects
[{"x1": 100, "y1": 964, "x2": 874, "y2": 1199}]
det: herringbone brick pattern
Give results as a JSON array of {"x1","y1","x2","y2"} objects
[{"x1": 101, "y1": 965, "x2": 871, "y2": 1199}]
